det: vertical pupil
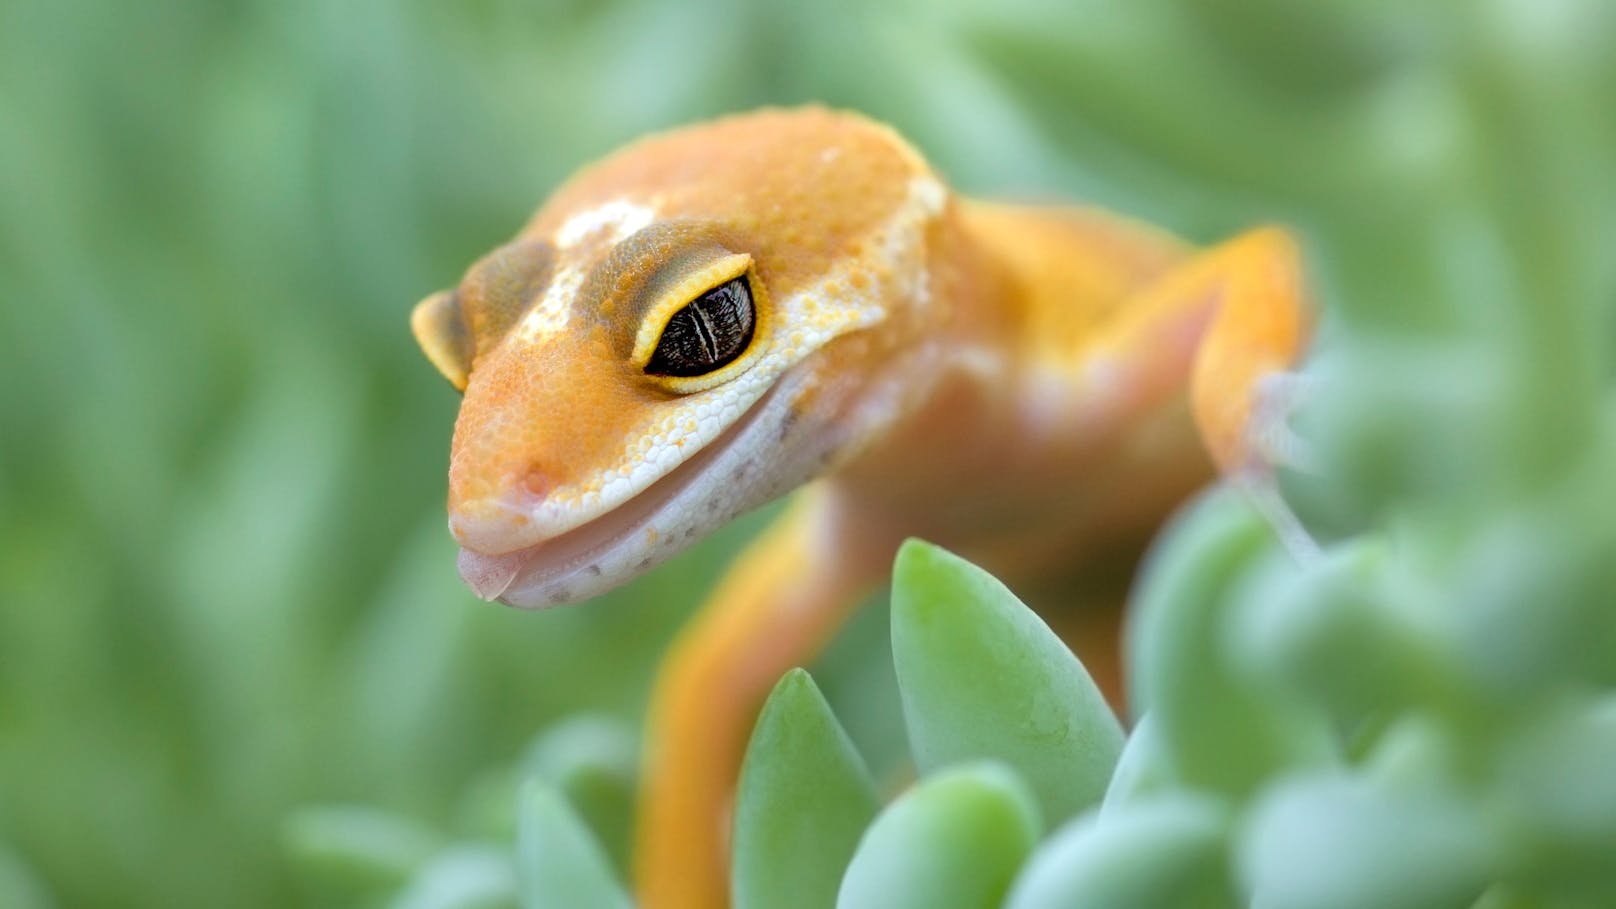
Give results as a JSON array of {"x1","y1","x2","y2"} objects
[{"x1": 646, "y1": 276, "x2": 755, "y2": 377}]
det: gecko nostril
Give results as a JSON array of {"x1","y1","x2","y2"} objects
[{"x1": 520, "y1": 462, "x2": 555, "y2": 501}]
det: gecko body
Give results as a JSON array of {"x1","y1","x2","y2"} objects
[{"x1": 413, "y1": 107, "x2": 1309, "y2": 909}]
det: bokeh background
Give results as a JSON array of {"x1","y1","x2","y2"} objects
[{"x1": 3, "y1": 0, "x2": 1614, "y2": 906}]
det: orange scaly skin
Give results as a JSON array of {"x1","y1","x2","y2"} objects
[{"x1": 412, "y1": 108, "x2": 1311, "y2": 909}]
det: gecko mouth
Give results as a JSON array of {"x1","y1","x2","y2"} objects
[{"x1": 455, "y1": 388, "x2": 774, "y2": 607}]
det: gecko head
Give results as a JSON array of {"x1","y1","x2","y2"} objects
[{"x1": 410, "y1": 108, "x2": 948, "y2": 607}]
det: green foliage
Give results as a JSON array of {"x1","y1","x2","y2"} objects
[
  {"x1": 731, "y1": 670, "x2": 879, "y2": 909},
  {"x1": 1005, "y1": 794, "x2": 1232, "y2": 909},
  {"x1": 515, "y1": 783, "x2": 633, "y2": 909},
  {"x1": 0, "y1": 846, "x2": 54, "y2": 909},
  {"x1": 720, "y1": 487, "x2": 1615, "y2": 907},
  {"x1": 1239, "y1": 773, "x2": 1495, "y2": 909},
  {"x1": 284, "y1": 805, "x2": 443, "y2": 901},
  {"x1": 515, "y1": 716, "x2": 639, "y2": 878},
  {"x1": 891, "y1": 541, "x2": 1123, "y2": 823},
  {"x1": 4, "y1": 0, "x2": 1615, "y2": 907},
  {"x1": 1127, "y1": 498, "x2": 1338, "y2": 797},
  {"x1": 390, "y1": 846, "x2": 516, "y2": 909},
  {"x1": 384, "y1": 491, "x2": 1613, "y2": 907},
  {"x1": 836, "y1": 763, "x2": 1041, "y2": 909}
]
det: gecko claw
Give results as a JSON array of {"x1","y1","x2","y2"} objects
[
  {"x1": 1240, "y1": 472, "x2": 1323, "y2": 566},
  {"x1": 1249, "y1": 371, "x2": 1321, "y2": 475},
  {"x1": 1240, "y1": 371, "x2": 1323, "y2": 565}
]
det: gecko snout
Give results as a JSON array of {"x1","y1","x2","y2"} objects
[
  {"x1": 448, "y1": 499, "x2": 531, "y2": 555},
  {"x1": 447, "y1": 458, "x2": 564, "y2": 555}
]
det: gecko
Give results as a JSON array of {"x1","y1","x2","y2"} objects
[{"x1": 411, "y1": 107, "x2": 1311, "y2": 909}]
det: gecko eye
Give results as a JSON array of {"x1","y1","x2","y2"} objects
[{"x1": 645, "y1": 276, "x2": 756, "y2": 377}]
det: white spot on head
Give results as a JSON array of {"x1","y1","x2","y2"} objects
[
  {"x1": 513, "y1": 262, "x2": 583, "y2": 343},
  {"x1": 556, "y1": 199, "x2": 657, "y2": 249},
  {"x1": 873, "y1": 176, "x2": 944, "y2": 310},
  {"x1": 909, "y1": 175, "x2": 946, "y2": 217},
  {"x1": 510, "y1": 198, "x2": 660, "y2": 344}
]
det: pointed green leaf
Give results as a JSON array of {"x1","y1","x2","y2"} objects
[
  {"x1": 1005, "y1": 794, "x2": 1233, "y2": 909},
  {"x1": 892, "y1": 540, "x2": 1124, "y2": 823},
  {"x1": 837, "y1": 763, "x2": 1041, "y2": 909},
  {"x1": 515, "y1": 782, "x2": 633, "y2": 909},
  {"x1": 733, "y1": 669, "x2": 881, "y2": 909},
  {"x1": 522, "y1": 715, "x2": 639, "y2": 876},
  {"x1": 283, "y1": 805, "x2": 443, "y2": 896},
  {"x1": 394, "y1": 845, "x2": 518, "y2": 909},
  {"x1": 1101, "y1": 714, "x2": 1171, "y2": 815}
]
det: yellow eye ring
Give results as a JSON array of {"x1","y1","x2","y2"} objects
[{"x1": 632, "y1": 252, "x2": 771, "y2": 394}]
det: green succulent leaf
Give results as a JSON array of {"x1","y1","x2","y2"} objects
[
  {"x1": 1229, "y1": 537, "x2": 1442, "y2": 731},
  {"x1": 1492, "y1": 693, "x2": 1616, "y2": 886},
  {"x1": 1004, "y1": 794, "x2": 1233, "y2": 909},
  {"x1": 521, "y1": 715, "x2": 639, "y2": 876},
  {"x1": 1128, "y1": 490, "x2": 1338, "y2": 796},
  {"x1": 283, "y1": 805, "x2": 443, "y2": 896},
  {"x1": 515, "y1": 782, "x2": 633, "y2": 909},
  {"x1": 0, "y1": 846, "x2": 53, "y2": 909},
  {"x1": 732, "y1": 669, "x2": 881, "y2": 909},
  {"x1": 891, "y1": 539, "x2": 1124, "y2": 823},
  {"x1": 394, "y1": 845, "x2": 518, "y2": 909},
  {"x1": 1238, "y1": 773, "x2": 1495, "y2": 909},
  {"x1": 1363, "y1": 715, "x2": 1460, "y2": 788},
  {"x1": 837, "y1": 762, "x2": 1041, "y2": 909},
  {"x1": 1100, "y1": 713, "x2": 1171, "y2": 814}
]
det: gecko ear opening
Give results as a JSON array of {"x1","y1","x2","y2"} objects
[{"x1": 411, "y1": 290, "x2": 474, "y2": 391}]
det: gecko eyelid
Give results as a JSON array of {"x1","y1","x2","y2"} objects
[{"x1": 644, "y1": 276, "x2": 756, "y2": 378}]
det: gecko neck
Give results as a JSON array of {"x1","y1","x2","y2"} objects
[{"x1": 826, "y1": 198, "x2": 1209, "y2": 574}]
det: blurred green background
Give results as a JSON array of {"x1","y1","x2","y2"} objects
[{"x1": 3, "y1": 0, "x2": 1613, "y2": 906}]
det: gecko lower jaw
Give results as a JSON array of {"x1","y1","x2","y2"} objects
[
  {"x1": 453, "y1": 389, "x2": 773, "y2": 607},
  {"x1": 453, "y1": 458, "x2": 677, "y2": 605}
]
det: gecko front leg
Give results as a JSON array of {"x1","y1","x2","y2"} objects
[{"x1": 1086, "y1": 225, "x2": 1318, "y2": 558}]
